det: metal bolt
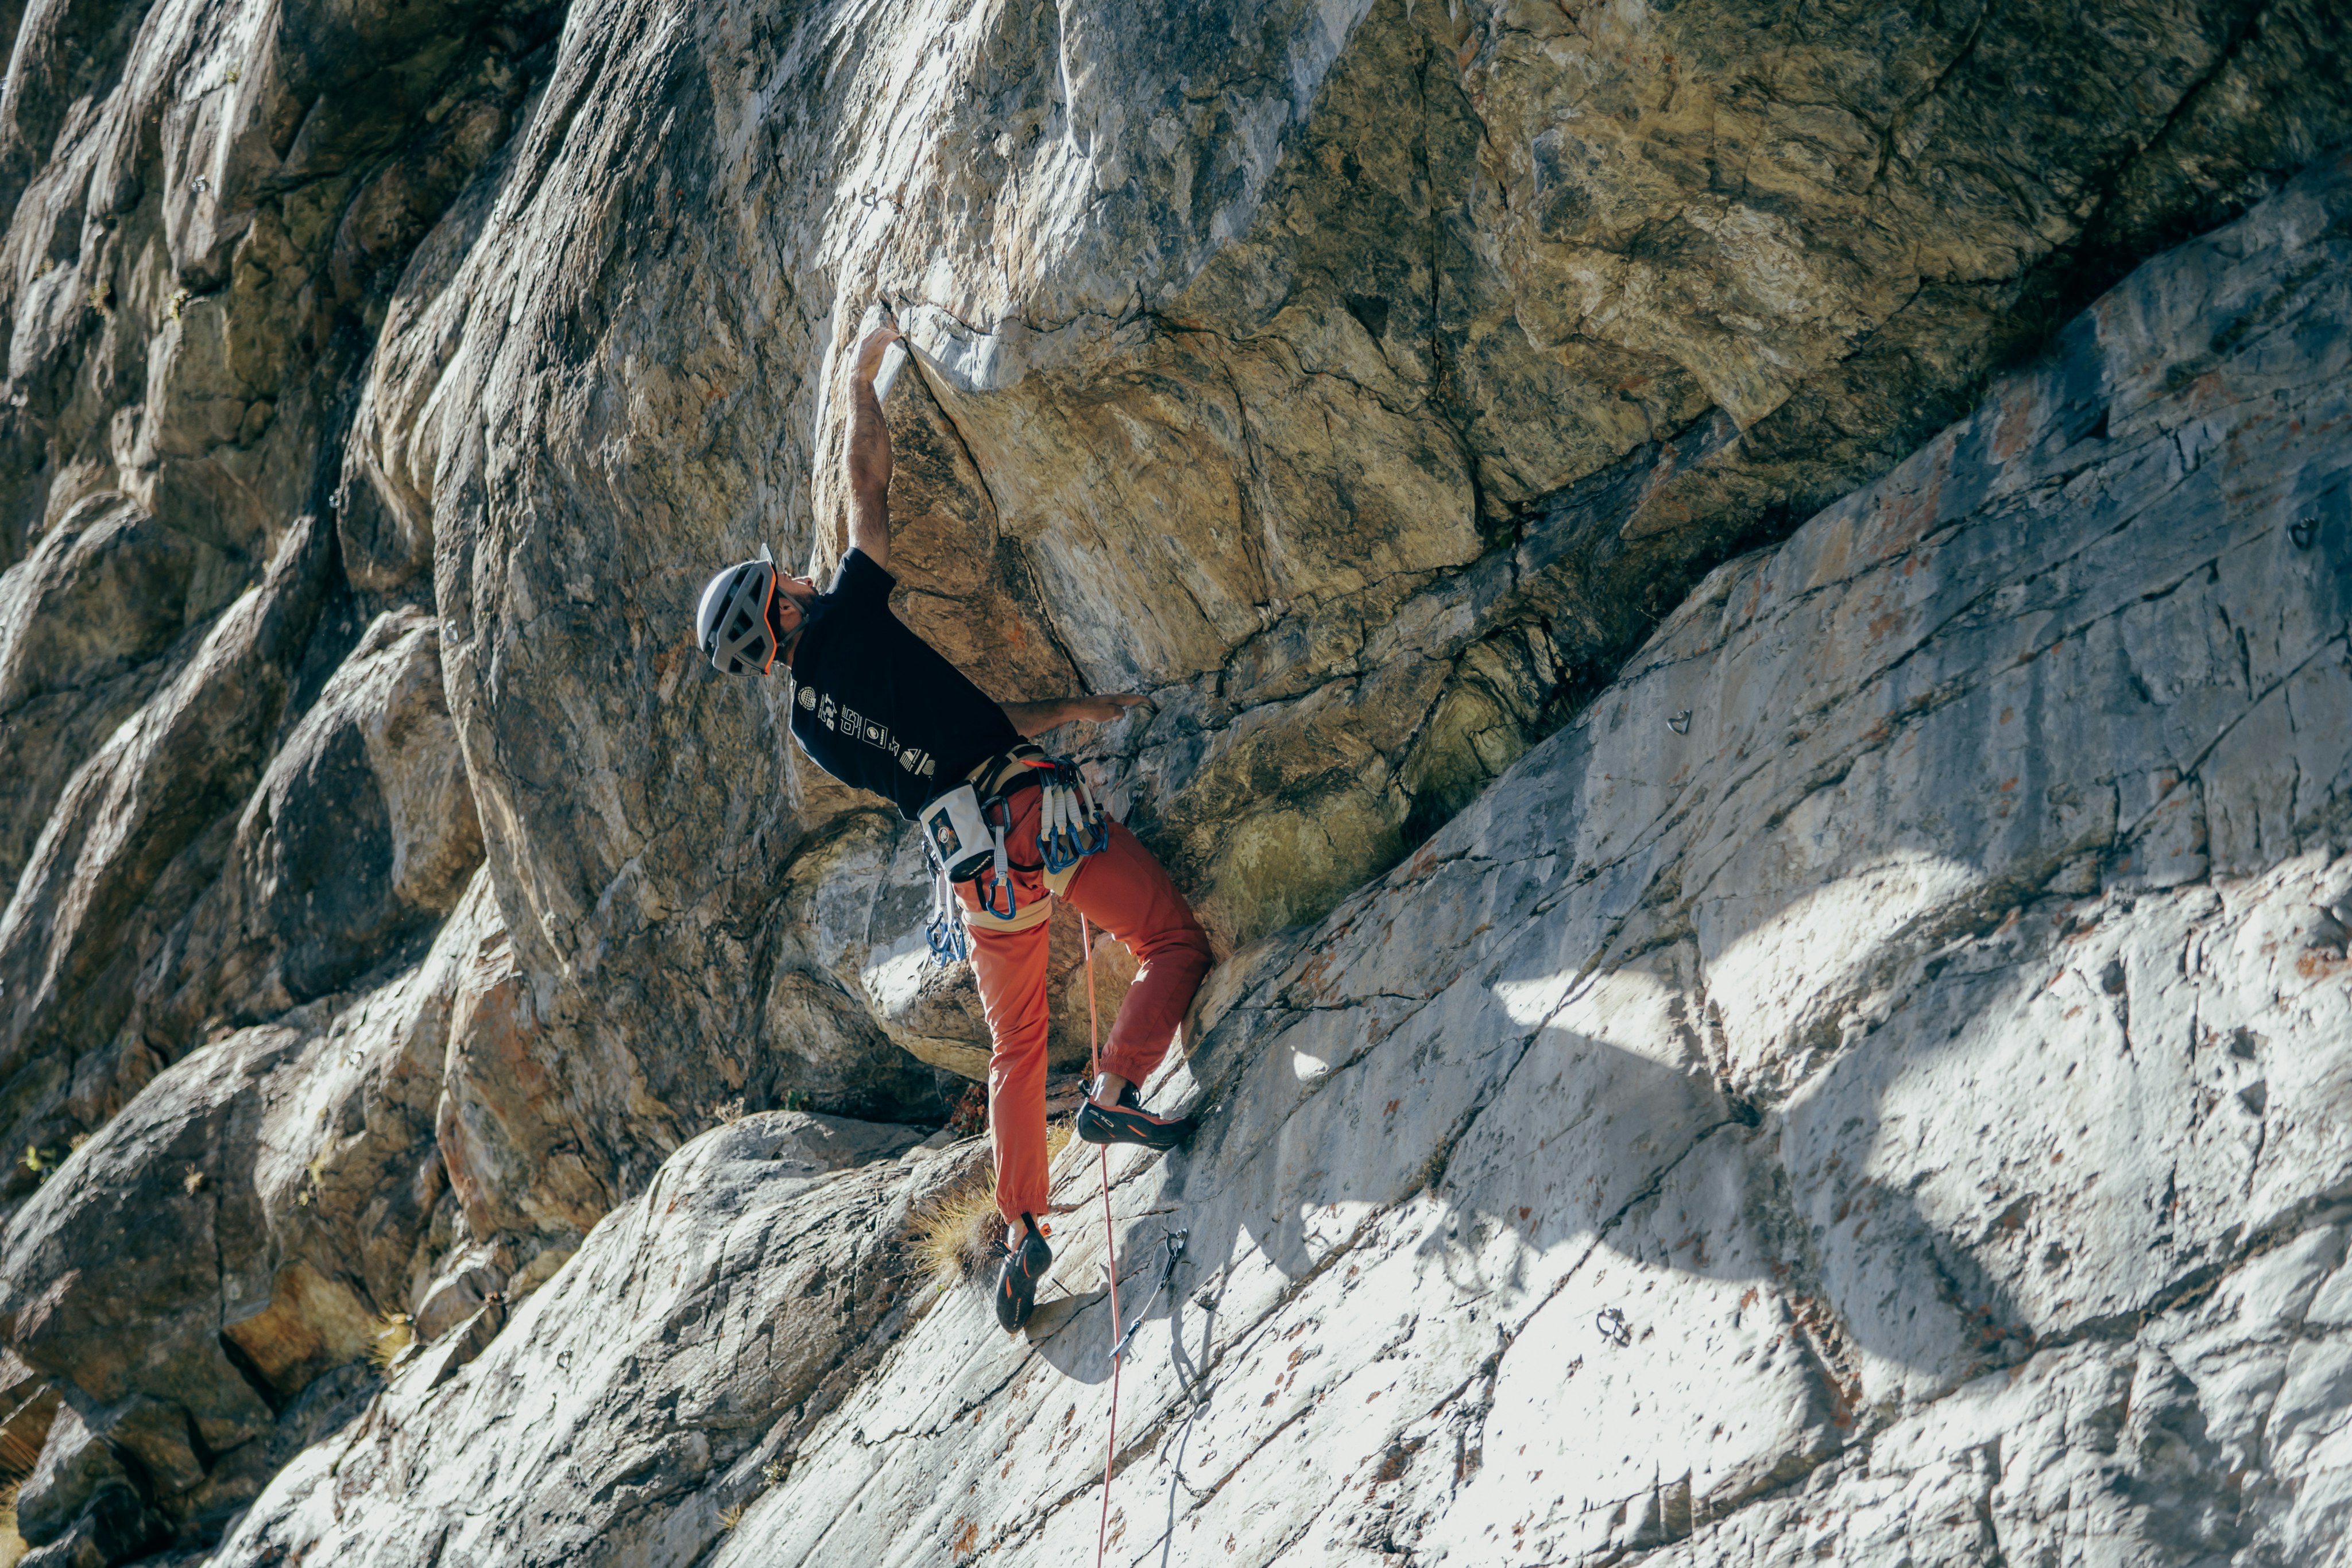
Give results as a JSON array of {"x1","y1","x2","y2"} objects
[
  {"x1": 192, "y1": 176, "x2": 209, "y2": 194},
  {"x1": 2291, "y1": 517, "x2": 2318, "y2": 549},
  {"x1": 1596, "y1": 1306, "x2": 1631, "y2": 1346},
  {"x1": 1668, "y1": 711, "x2": 1692, "y2": 734}
]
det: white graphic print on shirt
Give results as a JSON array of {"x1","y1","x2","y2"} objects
[{"x1": 798, "y1": 685, "x2": 934, "y2": 776}]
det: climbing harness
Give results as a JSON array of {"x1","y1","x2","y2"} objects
[
  {"x1": 1084, "y1": 915, "x2": 1126, "y2": 1568},
  {"x1": 918, "y1": 750, "x2": 1111, "y2": 966}
]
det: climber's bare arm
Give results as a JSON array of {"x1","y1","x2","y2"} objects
[
  {"x1": 845, "y1": 322, "x2": 900, "y2": 570},
  {"x1": 1001, "y1": 694, "x2": 1152, "y2": 738}
]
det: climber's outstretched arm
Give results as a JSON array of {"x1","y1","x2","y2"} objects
[
  {"x1": 845, "y1": 322, "x2": 900, "y2": 570},
  {"x1": 1001, "y1": 694, "x2": 1152, "y2": 737}
]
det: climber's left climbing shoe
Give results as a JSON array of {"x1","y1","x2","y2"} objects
[
  {"x1": 1075, "y1": 1085, "x2": 1196, "y2": 1151},
  {"x1": 995, "y1": 1215, "x2": 1053, "y2": 1333}
]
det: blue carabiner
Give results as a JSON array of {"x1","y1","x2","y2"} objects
[
  {"x1": 978, "y1": 870, "x2": 1016, "y2": 921},
  {"x1": 1040, "y1": 800, "x2": 1076, "y2": 873},
  {"x1": 927, "y1": 913, "x2": 969, "y2": 965}
]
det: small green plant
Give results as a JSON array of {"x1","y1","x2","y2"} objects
[
  {"x1": 780, "y1": 1090, "x2": 814, "y2": 1113},
  {"x1": 84, "y1": 279, "x2": 111, "y2": 315},
  {"x1": 946, "y1": 1083, "x2": 987, "y2": 1135},
  {"x1": 167, "y1": 287, "x2": 190, "y2": 321},
  {"x1": 719, "y1": 1504, "x2": 745, "y2": 1530},
  {"x1": 223, "y1": 64, "x2": 241, "y2": 84},
  {"x1": 760, "y1": 1458, "x2": 790, "y2": 1486}
]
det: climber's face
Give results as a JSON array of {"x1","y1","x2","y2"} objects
[{"x1": 768, "y1": 574, "x2": 818, "y2": 660}]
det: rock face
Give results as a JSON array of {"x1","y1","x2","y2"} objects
[
  {"x1": 209, "y1": 153, "x2": 2352, "y2": 1565},
  {"x1": 0, "y1": 0, "x2": 2346, "y2": 1561},
  {"x1": 207, "y1": 1111, "x2": 935, "y2": 1567}
]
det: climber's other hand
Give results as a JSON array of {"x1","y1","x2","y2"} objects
[
  {"x1": 1069, "y1": 693, "x2": 1151, "y2": 725},
  {"x1": 852, "y1": 320, "x2": 901, "y2": 384}
]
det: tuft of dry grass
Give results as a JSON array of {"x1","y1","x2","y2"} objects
[
  {"x1": 369, "y1": 1311, "x2": 414, "y2": 1370},
  {"x1": 719, "y1": 1503, "x2": 745, "y2": 1530},
  {"x1": 1, "y1": 1480, "x2": 25, "y2": 1568},
  {"x1": 911, "y1": 1175, "x2": 1005, "y2": 1286},
  {"x1": 909, "y1": 1122, "x2": 1072, "y2": 1287}
]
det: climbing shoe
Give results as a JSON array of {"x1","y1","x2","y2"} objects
[
  {"x1": 1075, "y1": 1085, "x2": 1196, "y2": 1151},
  {"x1": 995, "y1": 1215, "x2": 1053, "y2": 1333}
]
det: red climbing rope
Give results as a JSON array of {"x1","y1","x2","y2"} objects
[{"x1": 1082, "y1": 914, "x2": 1125, "y2": 1568}]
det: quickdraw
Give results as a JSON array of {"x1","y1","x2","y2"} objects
[
  {"x1": 1035, "y1": 758, "x2": 1109, "y2": 872},
  {"x1": 978, "y1": 791, "x2": 1018, "y2": 920},
  {"x1": 1107, "y1": 1230, "x2": 1187, "y2": 1365},
  {"x1": 924, "y1": 862, "x2": 969, "y2": 964}
]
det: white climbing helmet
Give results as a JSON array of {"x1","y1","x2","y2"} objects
[{"x1": 694, "y1": 544, "x2": 780, "y2": 676}]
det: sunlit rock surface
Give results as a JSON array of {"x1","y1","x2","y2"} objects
[
  {"x1": 211, "y1": 153, "x2": 2352, "y2": 1566},
  {"x1": 0, "y1": 0, "x2": 2347, "y2": 1558}
]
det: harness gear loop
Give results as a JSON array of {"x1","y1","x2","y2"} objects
[{"x1": 1084, "y1": 915, "x2": 1124, "y2": 1568}]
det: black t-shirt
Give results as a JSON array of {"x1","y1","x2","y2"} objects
[{"x1": 787, "y1": 549, "x2": 1020, "y2": 818}]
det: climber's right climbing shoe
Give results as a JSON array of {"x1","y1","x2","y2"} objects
[
  {"x1": 1075, "y1": 1085, "x2": 1196, "y2": 1151},
  {"x1": 995, "y1": 1215, "x2": 1053, "y2": 1333}
]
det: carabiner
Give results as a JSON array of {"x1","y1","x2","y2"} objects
[
  {"x1": 1072, "y1": 761, "x2": 1105, "y2": 851},
  {"x1": 927, "y1": 912, "x2": 970, "y2": 964},
  {"x1": 1040, "y1": 781, "x2": 1079, "y2": 872},
  {"x1": 978, "y1": 872, "x2": 1016, "y2": 921},
  {"x1": 924, "y1": 854, "x2": 970, "y2": 965}
]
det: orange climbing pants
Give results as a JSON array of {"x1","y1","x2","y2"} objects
[{"x1": 957, "y1": 783, "x2": 1213, "y2": 1228}]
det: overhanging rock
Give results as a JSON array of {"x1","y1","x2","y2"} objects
[{"x1": 212, "y1": 149, "x2": 2352, "y2": 1568}]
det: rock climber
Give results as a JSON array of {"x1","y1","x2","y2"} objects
[{"x1": 691, "y1": 319, "x2": 1214, "y2": 1333}]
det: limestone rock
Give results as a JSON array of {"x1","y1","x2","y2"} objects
[
  {"x1": 0, "y1": 0, "x2": 2345, "y2": 1558},
  {"x1": 209, "y1": 1112, "x2": 928, "y2": 1567},
  {"x1": 131, "y1": 604, "x2": 483, "y2": 1044},
  {"x1": 0, "y1": 1349, "x2": 57, "y2": 1480},
  {"x1": 694, "y1": 146, "x2": 2352, "y2": 1568},
  {"x1": 0, "y1": 516, "x2": 335, "y2": 1203},
  {"x1": 13, "y1": 1406, "x2": 129, "y2": 1547},
  {"x1": 204, "y1": 146, "x2": 2352, "y2": 1568}
]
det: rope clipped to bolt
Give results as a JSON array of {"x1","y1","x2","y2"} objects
[{"x1": 1082, "y1": 914, "x2": 1125, "y2": 1568}]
